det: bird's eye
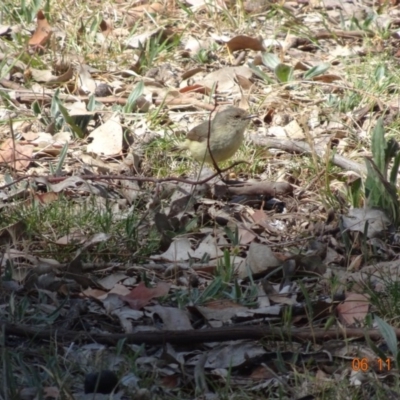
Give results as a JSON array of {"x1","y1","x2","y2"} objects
[{"x1": 234, "y1": 114, "x2": 241, "y2": 119}]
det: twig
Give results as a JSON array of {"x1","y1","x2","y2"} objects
[
  {"x1": 206, "y1": 103, "x2": 220, "y2": 174},
  {"x1": 0, "y1": 321, "x2": 396, "y2": 345},
  {"x1": 0, "y1": 163, "x2": 246, "y2": 191}
]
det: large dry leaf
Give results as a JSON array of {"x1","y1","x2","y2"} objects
[
  {"x1": 87, "y1": 114, "x2": 123, "y2": 156},
  {"x1": 81, "y1": 233, "x2": 111, "y2": 249},
  {"x1": 312, "y1": 74, "x2": 342, "y2": 83},
  {"x1": 28, "y1": 64, "x2": 73, "y2": 83},
  {"x1": 125, "y1": 28, "x2": 161, "y2": 48},
  {"x1": 42, "y1": 386, "x2": 60, "y2": 399},
  {"x1": 192, "y1": 235, "x2": 223, "y2": 259},
  {"x1": 121, "y1": 281, "x2": 171, "y2": 310},
  {"x1": 113, "y1": 306, "x2": 144, "y2": 332},
  {"x1": 33, "y1": 192, "x2": 59, "y2": 204},
  {"x1": 0, "y1": 221, "x2": 27, "y2": 247},
  {"x1": 119, "y1": 180, "x2": 141, "y2": 203},
  {"x1": 184, "y1": 37, "x2": 213, "y2": 55},
  {"x1": 284, "y1": 119, "x2": 304, "y2": 139},
  {"x1": 201, "y1": 342, "x2": 266, "y2": 369},
  {"x1": 235, "y1": 74, "x2": 253, "y2": 90},
  {"x1": 199, "y1": 65, "x2": 253, "y2": 92},
  {"x1": 0, "y1": 138, "x2": 33, "y2": 170},
  {"x1": 29, "y1": 10, "x2": 52, "y2": 48},
  {"x1": 193, "y1": 301, "x2": 248, "y2": 326},
  {"x1": 130, "y1": 2, "x2": 164, "y2": 15},
  {"x1": 179, "y1": 84, "x2": 210, "y2": 95},
  {"x1": 99, "y1": 19, "x2": 113, "y2": 37},
  {"x1": 2, "y1": 249, "x2": 60, "y2": 268},
  {"x1": 237, "y1": 227, "x2": 256, "y2": 245},
  {"x1": 75, "y1": 64, "x2": 97, "y2": 94},
  {"x1": 151, "y1": 238, "x2": 195, "y2": 261},
  {"x1": 100, "y1": 293, "x2": 126, "y2": 313},
  {"x1": 0, "y1": 25, "x2": 11, "y2": 36},
  {"x1": 98, "y1": 273, "x2": 128, "y2": 290},
  {"x1": 337, "y1": 293, "x2": 370, "y2": 326},
  {"x1": 342, "y1": 208, "x2": 390, "y2": 238},
  {"x1": 226, "y1": 35, "x2": 265, "y2": 52},
  {"x1": 240, "y1": 242, "x2": 281, "y2": 279},
  {"x1": 66, "y1": 102, "x2": 97, "y2": 133},
  {"x1": 244, "y1": 0, "x2": 271, "y2": 13},
  {"x1": 146, "y1": 305, "x2": 193, "y2": 330}
]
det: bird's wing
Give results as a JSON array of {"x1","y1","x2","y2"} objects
[{"x1": 185, "y1": 121, "x2": 211, "y2": 143}]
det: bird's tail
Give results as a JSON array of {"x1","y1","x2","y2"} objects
[{"x1": 171, "y1": 142, "x2": 186, "y2": 153}]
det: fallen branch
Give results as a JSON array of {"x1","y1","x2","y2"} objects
[
  {"x1": 214, "y1": 181, "x2": 293, "y2": 197},
  {"x1": 0, "y1": 163, "x2": 246, "y2": 191},
  {"x1": 1, "y1": 321, "x2": 395, "y2": 346}
]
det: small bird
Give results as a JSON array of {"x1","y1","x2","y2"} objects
[{"x1": 175, "y1": 107, "x2": 253, "y2": 164}]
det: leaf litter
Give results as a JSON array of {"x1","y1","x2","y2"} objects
[{"x1": 2, "y1": 0, "x2": 400, "y2": 399}]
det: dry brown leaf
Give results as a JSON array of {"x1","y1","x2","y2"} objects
[
  {"x1": 184, "y1": 37, "x2": 212, "y2": 55},
  {"x1": 151, "y1": 237, "x2": 195, "y2": 261},
  {"x1": 75, "y1": 64, "x2": 97, "y2": 94},
  {"x1": 29, "y1": 10, "x2": 52, "y2": 48},
  {"x1": 98, "y1": 273, "x2": 128, "y2": 290},
  {"x1": 337, "y1": 293, "x2": 370, "y2": 326},
  {"x1": 342, "y1": 208, "x2": 390, "y2": 238},
  {"x1": 226, "y1": 35, "x2": 265, "y2": 52},
  {"x1": 33, "y1": 192, "x2": 59, "y2": 204},
  {"x1": 28, "y1": 64, "x2": 74, "y2": 83},
  {"x1": 0, "y1": 221, "x2": 28, "y2": 247},
  {"x1": 99, "y1": 19, "x2": 113, "y2": 37},
  {"x1": 249, "y1": 366, "x2": 275, "y2": 380},
  {"x1": 146, "y1": 305, "x2": 193, "y2": 330},
  {"x1": 121, "y1": 281, "x2": 171, "y2": 310},
  {"x1": 26, "y1": 68, "x2": 53, "y2": 83},
  {"x1": 87, "y1": 114, "x2": 123, "y2": 156},
  {"x1": 179, "y1": 84, "x2": 211, "y2": 95},
  {"x1": 235, "y1": 74, "x2": 253, "y2": 90},
  {"x1": 0, "y1": 138, "x2": 33, "y2": 170},
  {"x1": 312, "y1": 74, "x2": 342, "y2": 83},
  {"x1": 42, "y1": 386, "x2": 60, "y2": 399},
  {"x1": 268, "y1": 293, "x2": 297, "y2": 306},
  {"x1": 284, "y1": 119, "x2": 304, "y2": 139},
  {"x1": 237, "y1": 227, "x2": 256, "y2": 245},
  {"x1": 244, "y1": 0, "x2": 271, "y2": 12},
  {"x1": 200, "y1": 65, "x2": 252, "y2": 92},
  {"x1": 348, "y1": 254, "x2": 363, "y2": 272},
  {"x1": 181, "y1": 67, "x2": 205, "y2": 80},
  {"x1": 194, "y1": 303, "x2": 249, "y2": 325},
  {"x1": 125, "y1": 28, "x2": 159, "y2": 48},
  {"x1": 131, "y1": 2, "x2": 164, "y2": 15},
  {"x1": 160, "y1": 375, "x2": 180, "y2": 389},
  {"x1": 204, "y1": 299, "x2": 242, "y2": 309},
  {"x1": 82, "y1": 288, "x2": 108, "y2": 299},
  {"x1": 192, "y1": 235, "x2": 223, "y2": 259},
  {"x1": 104, "y1": 283, "x2": 131, "y2": 297},
  {"x1": 22, "y1": 131, "x2": 40, "y2": 141},
  {"x1": 240, "y1": 242, "x2": 281, "y2": 279},
  {"x1": 251, "y1": 209, "x2": 270, "y2": 228},
  {"x1": 0, "y1": 26, "x2": 11, "y2": 36}
]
